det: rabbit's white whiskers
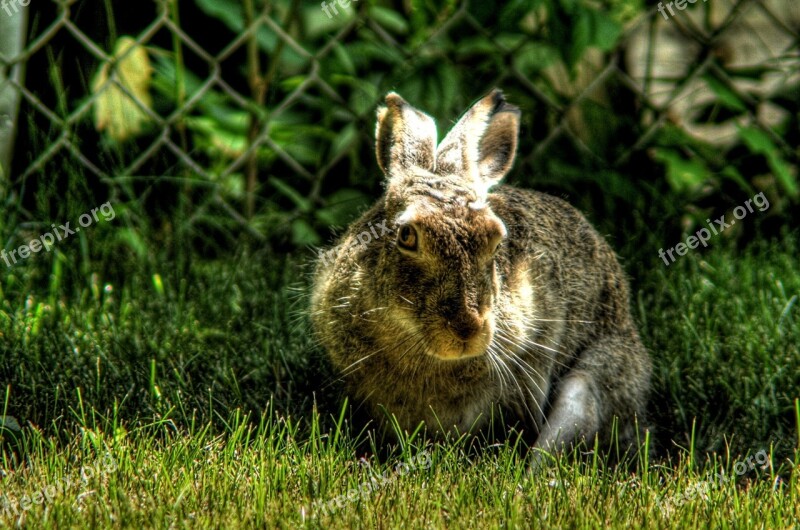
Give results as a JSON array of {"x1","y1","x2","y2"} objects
[
  {"x1": 406, "y1": 340, "x2": 431, "y2": 381},
  {"x1": 394, "y1": 333, "x2": 430, "y2": 378},
  {"x1": 337, "y1": 354, "x2": 381, "y2": 380},
  {"x1": 361, "y1": 306, "x2": 389, "y2": 315},
  {"x1": 531, "y1": 318, "x2": 594, "y2": 324},
  {"x1": 494, "y1": 344, "x2": 549, "y2": 424},
  {"x1": 398, "y1": 295, "x2": 415, "y2": 306},
  {"x1": 337, "y1": 336, "x2": 411, "y2": 379},
  {"x1": 493, "y1": 328, "x2": 571, "y2": 370},
  {"x1": 507, "y1": 331, "x2": 565, "y2": 358},
  {"x1": 489, "y1": 344, "x2": 541, "y2": 424},
  {"x1": 486, "y1": 346, "x2": 510, "y2": 397},
  {"x1": 357, "y1": 306, "x2": 391, "y2": 323}
]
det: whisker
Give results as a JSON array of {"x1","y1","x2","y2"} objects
[
  {"x1": 489, "y1": 344, "x2": 540, "y2": 423},
  {"x1": 398, "y1": 295, "x2": 415, "y2": 306},
  {"x1": 491, "y1": 342, "x2": 549, "y2": 428},
  {"x1": 531, "y1": 318, "x2": 594, "y2": 324},
  {"x1": 493, "y1": 328, "x2": 572, "y2": 370}
]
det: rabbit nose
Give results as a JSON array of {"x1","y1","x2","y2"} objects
[{"x1": 447, "y1": 309, "x2": 484, "y2": 341}]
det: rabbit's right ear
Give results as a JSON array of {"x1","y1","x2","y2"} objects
[
  {"x1": 375, "y1": 93, "x2": 438, "y2": 179},
  {"x1": 436, "y1": 89, "x2": 520, "y2": 191}
]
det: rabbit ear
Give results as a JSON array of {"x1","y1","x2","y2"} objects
[
  {"x1": 436, "y1": 89, "x2": 520, "y2": 189},
  {"x1": 375, "y1": 92, "x2": 438, "y2": 178}
]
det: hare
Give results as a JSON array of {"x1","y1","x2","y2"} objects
[{"x1": 310, "y1": 89, "x2": 651, "y2": 457}]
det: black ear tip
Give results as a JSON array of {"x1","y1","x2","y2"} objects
[
  {"x1": 487, "y1": 89, "x2": 519, "y2": 116},
  {"x1": 489, "y1": 88, "x2": 505, "y2": 109}
]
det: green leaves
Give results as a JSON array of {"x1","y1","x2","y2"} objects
[
  {"x1": 546, "y1": 0, "x2": 623, "y2": 71},
  {"x1": 652, "y1": 149, "x2": 710, "y2": 195},
  {"x1": 270, "y1": 178, "x2": 312, "y2": 214},
  {"x1": 269, "y1": 179, "x2": 370, "y2": 245},
  {"x1": 652, "y1": 62, "x2": 798, "y2": 204},
  {"x1": 703, "y1": 74, "x2": 747, "y2": 113},
  {"x1": 652, "y1": 128, "x2": 796, "y2": 200},
  {"x1": 368, "y1": 6, "x2": 410, "y2": 35},
  {"x1": 315, "y1": 188, "x2": 371, "y2": 226},
  {"x1": 738, "y1": 126, "x2": 798, "y2": 198}
]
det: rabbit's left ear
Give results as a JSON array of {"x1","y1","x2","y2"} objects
[
  {"x1": 436, "y1": 89, "x2": 520, "y2": 189},
  {"x1": 375, "y1": 93, "x2": 438, "y2": 179}
]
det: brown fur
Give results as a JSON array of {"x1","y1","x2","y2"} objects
[{"x1": 310, "y1": 89, "x2": 651, "y2": 453}]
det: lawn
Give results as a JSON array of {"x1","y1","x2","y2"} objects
[{"x1": 1, "y1": 217, "x2": 798, "y2": 528}]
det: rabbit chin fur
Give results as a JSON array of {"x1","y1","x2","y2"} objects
[{"x1": 310, "y1": 89, "x2": 651, "y2": 453}]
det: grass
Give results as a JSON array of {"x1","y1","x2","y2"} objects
[{"x1": 0, "y1": 211, "x2": 798, "y2": 528}]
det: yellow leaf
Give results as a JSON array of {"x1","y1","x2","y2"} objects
[{"x1": 92, "y1": 37, "x2": 153, "y2": 142}]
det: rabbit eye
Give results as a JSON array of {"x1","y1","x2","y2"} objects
[{"x1": 397, "y1": 224, "x2": 417, "y2": 251}]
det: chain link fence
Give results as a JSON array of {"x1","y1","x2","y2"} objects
[{"x1": 0, "y1": 0, "x2": 797, "y2": 245}]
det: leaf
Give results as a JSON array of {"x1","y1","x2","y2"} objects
[
  {"x1": 192, "y1": 0, "x2": 244, "y2": 32},
  {"x1": 549, "y1": 3, "x2": 622, "y2": 71},
  {"x1": 455, "y1": 36, "x2": 501, "y2": 58},
  {"x1": 315, "y1": 188, "x2": 371, "y2": 226},
  {"x1": 283, "y1": 143, "x2": 320, "y2": 166},
  {"x1": 330, "y1": 124, "x2": 357, "y2": 159},
  {"x1": 270, "y1": 178, "x2": 311, "y2": 212},
  {"x1": 152, "y1": 54, "x2": 221, "y2": 107},
  {"x1": 719, "y1": 166, "x2": 755, "y2": 195},
  {"x1": 340, "y1": 41, "x2": 405, "y2": 68},
  {"x1": 291, "y1": 218, "x2": 321, "y2": 246},
  {"x1": 269, "y1": 123, "x2": 331, "y2": 165},
  {"x1": 738, "y1": 126, "x2": 798, "y2": 197},
  {"x1": 193, "y1": 0, "x2": 306, "y2": 68},
  {"x1": 499, "y1": 0, "x2": 535, "y2": 29},
  {"x1": 439, "y1": 62, "x2": 460, "y2": 114},
  {"x1": 590, "y1": 9, "x2": 622, "y2": 51},
  {"x1": 569, "y1": 9, "x2": 592, "y2": 69},
  {"x1": 369, "y1": 6, "x2": 409, "y2": 35},
  {"x1": 332, "y1": 41, "x2": 356, "y2": 75},
  {"x1": 92, "y1": 37, "x2": 154, "y2": 142},
  {"x1": 513, "y1": 42, "x2": 559, "y2": 77},
  {"x1": 280, "y1": 75, "x2": 308, "y2": 92},
  {"x1": 703, "y1": 74, "x2": 747, "y2": 113},
  {"x1": 652, "y1": 148, "x2": 711, "y2": 195},
  {"x1": 304, "y1": 3, "x2": 351, "y2": 37},
  {"x1": 185, "y1": 116, "x2": 248, "y2": 158}
]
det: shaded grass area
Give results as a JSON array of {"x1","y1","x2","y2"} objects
[
  {"x1": 638, "y1": 230, "x2": 800, "y2": 459},
  {"x1": 0, "y1": 222, "x2": 798, "y2": 527}
]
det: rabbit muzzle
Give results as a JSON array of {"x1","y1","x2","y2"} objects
[{"x1": 427, "y1": 309, "x2": 495, "y2": 360}]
